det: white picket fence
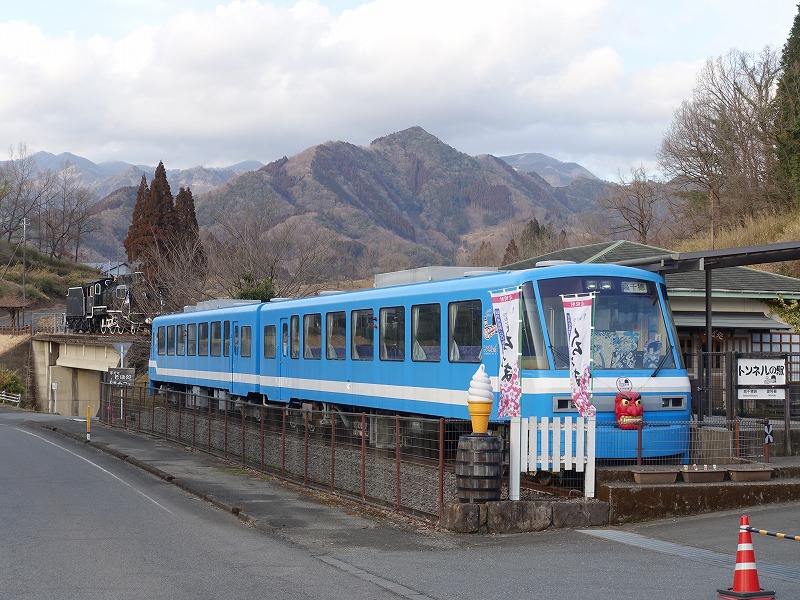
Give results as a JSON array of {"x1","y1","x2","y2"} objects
[{"x1": 509, "y1": 416, "x2": 596, "y2": 499}]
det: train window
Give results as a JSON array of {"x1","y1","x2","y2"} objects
[
  {"x1": 282, "y1": 323, "x2": 290, "y2": 357},
  {"x1": 264, "y1": 325, "x2": 276, "y2": 359},
  {"x1": 352, "y1": 309, "x2": 374, "y2": 360},
  {"x1": 167, "y1": 325, "x2": 175, "y2": 356},
  {"x1": 326, "y1": 311, "x2": 346, "y2": 360},
  {"x1": 380, "y1": 306, "x2": 405, "y2": 361},
  {"x1": 223, "y1": 321, "x2": 231, "y2": 357},
  {"x1": 157, "y1": 326, "x2": 166, "y2": 356},
  {"x1": 538, "y1": 275, "x2": 675, "y2": 371},
  {"x1": 198, "y1": 322, "x2": 209, "y2": 356},
  {"x1": 176, "y1": 324, "x2": 185, "y2": 356},
  {"x1": 290, "y1": 316, "x2": 299, "y2": 359},
  {"x1": 241, "y1": 326, "x2": 252, "y2": 358},
  {"x1": 448, "y1": 300, "x2": 482, "y2": 363},
  {"x1": 520, "y1": 282, "x2": 547, "y2": 369},
  {"x1": 304, "y1": 314, "x2": 322, "y2": 359},
  {"x1": 412, "y1": 303, "x2": 440, "y2": 362},
  {"x1": 187, "y1": 323, "x2": 197, "y2": 356},
  {"x1": 210, "y1": 321, "x2": 222, "y2": 357}
]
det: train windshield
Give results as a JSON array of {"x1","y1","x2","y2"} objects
[{"x1": 529, "y1": 275, "x2": 677, "y2": 371}]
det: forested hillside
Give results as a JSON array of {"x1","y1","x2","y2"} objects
[{"x1": 194, "y1": 127, "x2": 607, "y2": 275}]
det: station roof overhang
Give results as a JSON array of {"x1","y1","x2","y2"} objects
[
  {"x1": 673, "y1": 311, "x2": 792, "y2": 330},
  {"x1": 613, "y1": 241, "x2": 800, "y2": 273},
  {"x1": 613, "y1": 240, "x2": 800, "y2": 342}
]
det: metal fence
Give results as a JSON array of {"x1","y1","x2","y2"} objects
[
  {"x1": 687, "y1": 352, "x2": 800, "y2": 421},
  {"x1": 595, "y1": 418, "x2": 771, "y2": 466},
  {"x1": 100, "y1": 384, "x2": 474, "y2": 521},
  {"x1": 100, "y1": 383, "x2": 779, "y2": 520}
]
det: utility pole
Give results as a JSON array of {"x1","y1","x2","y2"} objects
[{"x1": 22, "y1": 217, "x2": 26, "y2": 305}]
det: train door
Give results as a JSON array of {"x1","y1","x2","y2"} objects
[
  {"x1": 230, "y1": 320, "x2": 240, "y2": 391},
  {"x1": 278, "y1": 318, "x2": 290, "y2": 402}
]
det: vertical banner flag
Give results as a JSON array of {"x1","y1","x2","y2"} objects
[
  {"x1": 491, "y1": 288, "x2": 521, "y2": 417},
  {"x1": 562, "y1": 293, "x2": 596, "y2": 417}
]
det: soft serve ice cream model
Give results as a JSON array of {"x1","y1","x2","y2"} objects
[{"x1": 466, "y1": 364, "x2": 494, "y2": 434}]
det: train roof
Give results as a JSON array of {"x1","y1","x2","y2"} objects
[{"x1": 152, "y1": 263, "x2": 663, "y2": 323}]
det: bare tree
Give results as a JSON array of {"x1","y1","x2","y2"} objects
[
  {"x1": 659, "y1": 47, "x2": 781, "y2": 244},
  {"x1": 132, "y1": 233, "x2": 213, "y2": 316},
  {"x1": 0, "y1": 143, "x2": 55, "y2": 246},
  {"x1": 207, "y1": 199, "x2": 335, "y2": 299},
  {"x1": 471, "y1": 240, "x2": 498, "y2": 267},
  {"x1": 597, "y1": 166, "x2": 667, "y2": 244},
  {"x1": 39, "y1": 161, "x2": 98, "y2": 259}
]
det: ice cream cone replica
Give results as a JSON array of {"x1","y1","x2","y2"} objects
[{"x1": 467, "y1": 364, "x2": 494, "y2": 434}]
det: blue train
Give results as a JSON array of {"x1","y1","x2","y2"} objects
[{"x1": 149, "y1": 263, "x2": 691, "y2": 459}]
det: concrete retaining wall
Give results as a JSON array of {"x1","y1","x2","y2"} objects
[{"x1": 441, "y1": 499, "x2": 609, "y2": 534}]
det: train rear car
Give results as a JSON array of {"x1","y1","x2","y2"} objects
[{"x1": 148, "y1": 263, "x2": 690, "y2": 460}]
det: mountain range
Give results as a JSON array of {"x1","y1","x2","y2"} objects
[{"x1": 24, "y1": 127, "x2": 612, "y2": 272}]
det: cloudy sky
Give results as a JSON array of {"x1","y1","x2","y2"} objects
[{"x1": 2, "y1": 0, "x2": 796, "y2": 180}]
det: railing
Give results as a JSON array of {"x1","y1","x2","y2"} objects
[
  {"x1": 0, "y1": 390, "x2": 21, "y2": 404},
  {"x1": 100, "y1": 384, "x2": 472, "y2": 521},
  {"x1": 509, "y1": 416, "x2": 596, "y2": 499}
]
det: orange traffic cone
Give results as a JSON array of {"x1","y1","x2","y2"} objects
[{"x1": 717, "y1": 515, "x2": 775, "y2": 599}]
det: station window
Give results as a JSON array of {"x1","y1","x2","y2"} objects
[
  {"x1": 210, "y1": 321, "x2": 222, "y2": 357},
  {"x1": 264, "y1": 325, "x2": 276, "y2": 359},
  {"x1": 352, "y1": 309, "x2": 374, "y2": 360},
  {"x1": 304, "y1": 313, "x2": 322, "y2": 359},
  {"x1": 326, "y1": 311, "x2": 346, "y2": 360},
  {"x1": 380, "y1": 306, "x2": 405, "y2": 361},
  {"x1": 176, "y1": 324, "x2": 185, "y2": 356},
  {"x1": 448, "y1": 300, "x2": 482, "y2": 363},
  {"x1": 223, "y1": 321, "x2": 231, "y2": 357},
  {"x1": 241, "y1": 325, "x2": 252, "y2": 358},
  {"x1": 412, "y1": 303, "x2": 440, "y2": 362},
  {"x1": 198, "y1": 322, "x2": 209, "y2": 356},
  {"x1": 290, "y1": 316, "x2": 299, "y2": 359},
  {"x1": 167, "y1": 325, "x2": 175, "y2": 356},
  {"x1": 187, "y1": 323, "x2": 197, "y2": 356},
  {"x1": 157, "y1": 326, "x2": 166, "y2": 356}
]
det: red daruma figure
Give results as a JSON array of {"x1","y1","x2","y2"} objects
[{"x1": 615, "y1": 391, "x2": 643, "y2": 429}]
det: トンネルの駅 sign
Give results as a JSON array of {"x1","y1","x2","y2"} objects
[{"x1": 736, "y1": 355, "x2": 786, "y2": 400}]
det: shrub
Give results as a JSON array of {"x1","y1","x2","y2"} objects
[{"x1": 0, "y1": 367, "x2": 24, "y2": 395}]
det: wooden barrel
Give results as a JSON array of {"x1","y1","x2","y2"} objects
[{"x1": 455, "y1": 434, "x2": 502, "y2": 503}]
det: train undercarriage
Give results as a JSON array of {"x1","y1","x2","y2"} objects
[{"x1": 153, "y1": 382, "x2": 489, "y2": 457}]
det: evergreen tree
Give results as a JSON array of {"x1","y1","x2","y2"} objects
[
  {"x1": 123, "y1": 174, "x2": 150, "y2": 264},
  {"x1": 123, "y1": 162, "x2": 176, "y2": 277},
  {"x1": 501, "y1": 237, "x2": 520, "y2": 266},
  {"x1": 174, "y1": 186, "x2": 199, "y2": 235},
  {"x1": 174, "y1": 185, "x2": 206, "y2": 270},
  {"x1": 775, "y1": 5, "x2": 800, "y2": 205}
]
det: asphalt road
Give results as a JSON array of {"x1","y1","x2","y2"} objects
[
  {"x1": 3, "y1": 408, "x2": 799, "y2": 600},
  {"x1": 0, "y1": 412, "x2": 400, "y2": 600}
]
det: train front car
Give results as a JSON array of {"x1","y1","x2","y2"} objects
[{"x1": 516, "y1": 263, "x2": 691, "y2": 461}]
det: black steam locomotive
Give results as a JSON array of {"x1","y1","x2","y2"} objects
[{"x1": 66, "y1": 275, "x2": 148, "y2": 334}]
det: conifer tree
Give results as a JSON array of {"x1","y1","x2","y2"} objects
[
  {"x1": 123, "y1": 174, "x2": 150, "y2": 264},
  {"x1": 775, "y1": 5, "x2": 800, "y2": 205},
  {"x1": 174, "y1": 185, "x2": 206, "y2": 270},
  {"x1": 501, "y1": 237, "x2": 520, "y2": 266},
  {"x1": 123, "y1": 161, "x2": 176, "y2": 277},
  {"x1": 174, "y1": 186, "x2": 199, "y2": 235}
]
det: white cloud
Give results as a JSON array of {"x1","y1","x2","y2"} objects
[{"x1": 0, "y1": 0, "x2": 796, "y2": 180}]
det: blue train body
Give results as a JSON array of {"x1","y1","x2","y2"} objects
[{"x1": 149, "y1": 263, "x2": 691, "y2": 459}]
